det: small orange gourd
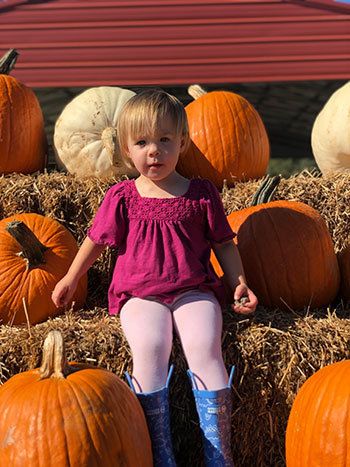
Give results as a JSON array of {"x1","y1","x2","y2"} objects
[
  {"x1": 286, "y1": 360, "x2": 350, "y2": 466},
  {"x1": 211, "y1": 176, "x2": 340, "y2": 310},
  {"x1": 0, "y1": 49, "x2": 47, "y2": 174},
  {"x1": 177, "y1": 84, "x2": 270, "y2": 189},
  {"x1": 0, "y1": 213, "x2": 87, "y2": 325},
  {"x1": 0, "y1": 330, "x2": 153, "y2": 467}
]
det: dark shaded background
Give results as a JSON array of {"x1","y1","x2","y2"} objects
[{"x1": 34, "y1": 79, "x2": 347, "y2": 177}]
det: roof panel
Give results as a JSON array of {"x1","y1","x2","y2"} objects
[{"x1": 1, "y1": 0, "x2": 349, "y2": 86}]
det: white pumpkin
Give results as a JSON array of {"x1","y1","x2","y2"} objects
[
  {"x1": 311, "y1": 81, "x2": 350, "y2": 174},
  {"x1": 54, "y1": 86, "x2": 138, "y2": 178}
]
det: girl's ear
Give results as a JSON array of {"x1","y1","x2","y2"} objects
[
  {"x1": 179, "y1": 137, "x2": 186, "y2": 154},
  {"x1": 124, "y1": 146, "x2": 131, "y2": 158},
  {"x1": 180, "y1": 134, "x2": 190, "y2": 154}
]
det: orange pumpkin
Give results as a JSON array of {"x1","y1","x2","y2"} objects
[
  {"x1": 0, "y1": 330, "x2": 153, "y2": 467},
  {"x1": 0, "y1": 213, "x2": 87, "y2": 325},
  {"x1": 211, "y1": 176, "x2": 340, "y2": 310},
  {"x1": 0, "y1": 49, "x2": 47, "y2": 174},
  {"x1": 285, "y1": 360, "x2": 350, "y2": 466},
  {"x1": 177, "y1": 84, "x2": 270, "y2": 189}
]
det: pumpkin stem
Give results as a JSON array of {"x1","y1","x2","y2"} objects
[
  {"x1": 0, "y1": 48, "x2": 19, "y2": 75},
  {"x1": 5, "y1": 219, "x2": 48, "y2": 269},
  {"x1": 250, "y1": 175, "x2": 281, "y2": 206},
  {"x1": 39, "y1": 330, "x2": 72, "y2": 380},
  {"x1": 188, "y1": 84, "x2": 207, "y2": 100},
  {"x1": 101, "y1": 126, "x2": 120, "y2": 166}
]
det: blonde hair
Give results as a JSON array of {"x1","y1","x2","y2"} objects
[{"x1": 117, "y1": 89, "x2": 190, "y2": 167}]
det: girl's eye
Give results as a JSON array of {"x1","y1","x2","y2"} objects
[
  {"x1": 160, "y1": 137, "x2": 169, "y2": 142},
  {"x1": 136, "y1": 140, "x2": 146, "y2": 146}
]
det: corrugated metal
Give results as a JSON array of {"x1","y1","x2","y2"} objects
[{"x1": 0, "y1": 0, "x2": 349, "y2": 87}]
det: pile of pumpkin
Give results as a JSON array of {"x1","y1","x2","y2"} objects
[{"x1": 1, "y1": 47, "x2": 350, "y2": 465}]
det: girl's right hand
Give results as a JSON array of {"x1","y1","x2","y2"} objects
[{"x1": 51, "y1": 275, "x2": 78, "y2": 308}]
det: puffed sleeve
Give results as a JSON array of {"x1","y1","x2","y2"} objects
[
  {"x1": 202, "y1": 179, "x2": 236, "y2": 244},
  {"x1": 87, "y1": 182, "x2": 127, "y2": 248}
]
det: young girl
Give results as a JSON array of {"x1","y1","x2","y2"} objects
[{"x1": 52, "y1": 89, "x2": 257, "y2": 467}]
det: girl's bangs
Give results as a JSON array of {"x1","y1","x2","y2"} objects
[
  {"x1": 128, "y1": 106, "x2": 156, "y2": 139},
  {"x1": 127, "y1": 102, "x2": 182, "y2": 139}
]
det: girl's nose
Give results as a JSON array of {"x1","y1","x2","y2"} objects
[{"x1": 148, "y1": 142, "x2": 160, "y2": 156}]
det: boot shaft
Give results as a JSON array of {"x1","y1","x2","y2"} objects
[
  {"x1": 188, "y1": 367, "x2": 235, "y2": 466},
  {"x1": 126, "y1": 365, "x2": 176, "y2": 467}
]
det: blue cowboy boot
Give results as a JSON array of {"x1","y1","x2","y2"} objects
[
  {"x1": 126, "y1": 365, "x2": 176, "y2": 466},
  {"x1": 187, "y1": 367, "x2": 235, "y2": 466}
]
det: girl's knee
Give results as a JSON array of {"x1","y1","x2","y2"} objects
[{"x1": 184, "y1": 343, "x2": 224, "y2": 369}]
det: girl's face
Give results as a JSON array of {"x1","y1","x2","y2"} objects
[{"x1": 125, "y1": 115, "x2": 185, "y2": 181}]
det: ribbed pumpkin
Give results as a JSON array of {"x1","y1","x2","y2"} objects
[
  {"x1": 211, "y1": 176, "x2": 340, "y2": 310},
  {"x1": 0, "y1": 330, "x2": 153, "y2": 467},
  {"x1": 54, "y1": 86, "x2": 138, "y2": 178},
  {"x1": 0, "y1": 213, "x2": 87, "y2": 325},
  {"x1": 0, "y1": 49, "x2": 47, "y2": 174},
  {"x1": 285, "y1": 360, "x2": 350, "y2": 466},
  {"x1": 176, "y1": 84, "x2": 270, "y2": 189},
  {"x1": 311, "y1": 81, "x2": 350, "y2": 174}
]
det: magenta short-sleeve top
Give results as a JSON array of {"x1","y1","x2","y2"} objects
[{"x1": 87, "y1": 178, "x2": 235, "y2": 314}]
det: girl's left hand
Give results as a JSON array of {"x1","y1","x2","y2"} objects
[{"x1": 232, "y1": 284, "x2": 258, "y2": 314}]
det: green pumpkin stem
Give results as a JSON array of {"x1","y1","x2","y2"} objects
[
  {"x1": 250, "y1": 175, "x2": 281, "y2": 206},
  {"x1": 5, "y1": 219, "x2": 48, "y2": 269},
  {"x1": 39, "y1": 330, "x2": 72, "y2": 380},
  {"x1": 0, "y1": 48, "x2": 19, "y2": 75}
]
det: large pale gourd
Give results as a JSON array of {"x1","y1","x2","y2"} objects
[
  {"x1": 311, "y1": 81, "x2": 350, "y2": 174},
  {"x1": 0, "y1": 330, "x2": 153, "y2": 467},
  {"x1": 286, "y1": 360, "x2": 350, "y2": 466},
  {"x1": 177, "y1": 84, "x2": 270, "y2": 189},
  {"x1": 211, "y1": 176, "x2": 340, "y2": 310},
  {"x1": 54, "y1": 86, "x2": 138, "y2": 178},
  {"x1": 0, "y1": 49, "x2": 47, "y2": 174}
]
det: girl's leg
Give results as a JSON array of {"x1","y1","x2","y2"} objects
[
  {"x1": 121, "y1": 297, "x2": 176, "y2": 466},
  {"x1": 120, "y1": 297, "x2": 174, "y2": 393},
  {"x1": 172, "y1": 291, "x2": 228, "y2": 390},
  {"x1": 173, "y1": 291, "x2": 234, "y2": 466}
]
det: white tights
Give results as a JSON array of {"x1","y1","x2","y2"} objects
[{"x1": 120, "y1": 290, "x2": 229, "y2": 393}]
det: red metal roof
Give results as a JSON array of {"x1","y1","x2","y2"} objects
[{"x1": 1, "y1": 0, "x2": 349, "y2": 87}]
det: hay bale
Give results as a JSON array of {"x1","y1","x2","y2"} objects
[
  {"x1": 1, "y1": 169, "x2": 349, "y2": 251},
  {"x1": 1, "y1": 306, "x2": 350, "y2": 466},
  {"x1": 1, "y1": 170, "x2": 350, "y2": 466}
]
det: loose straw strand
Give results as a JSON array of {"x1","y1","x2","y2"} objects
[{"x1": 22, "y1": 297, "x2": 32, "y2": 338}]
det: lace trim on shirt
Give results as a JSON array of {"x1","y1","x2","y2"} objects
[{"x1": 124, "y1": 179, "x2": 208, "y2": 221}]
